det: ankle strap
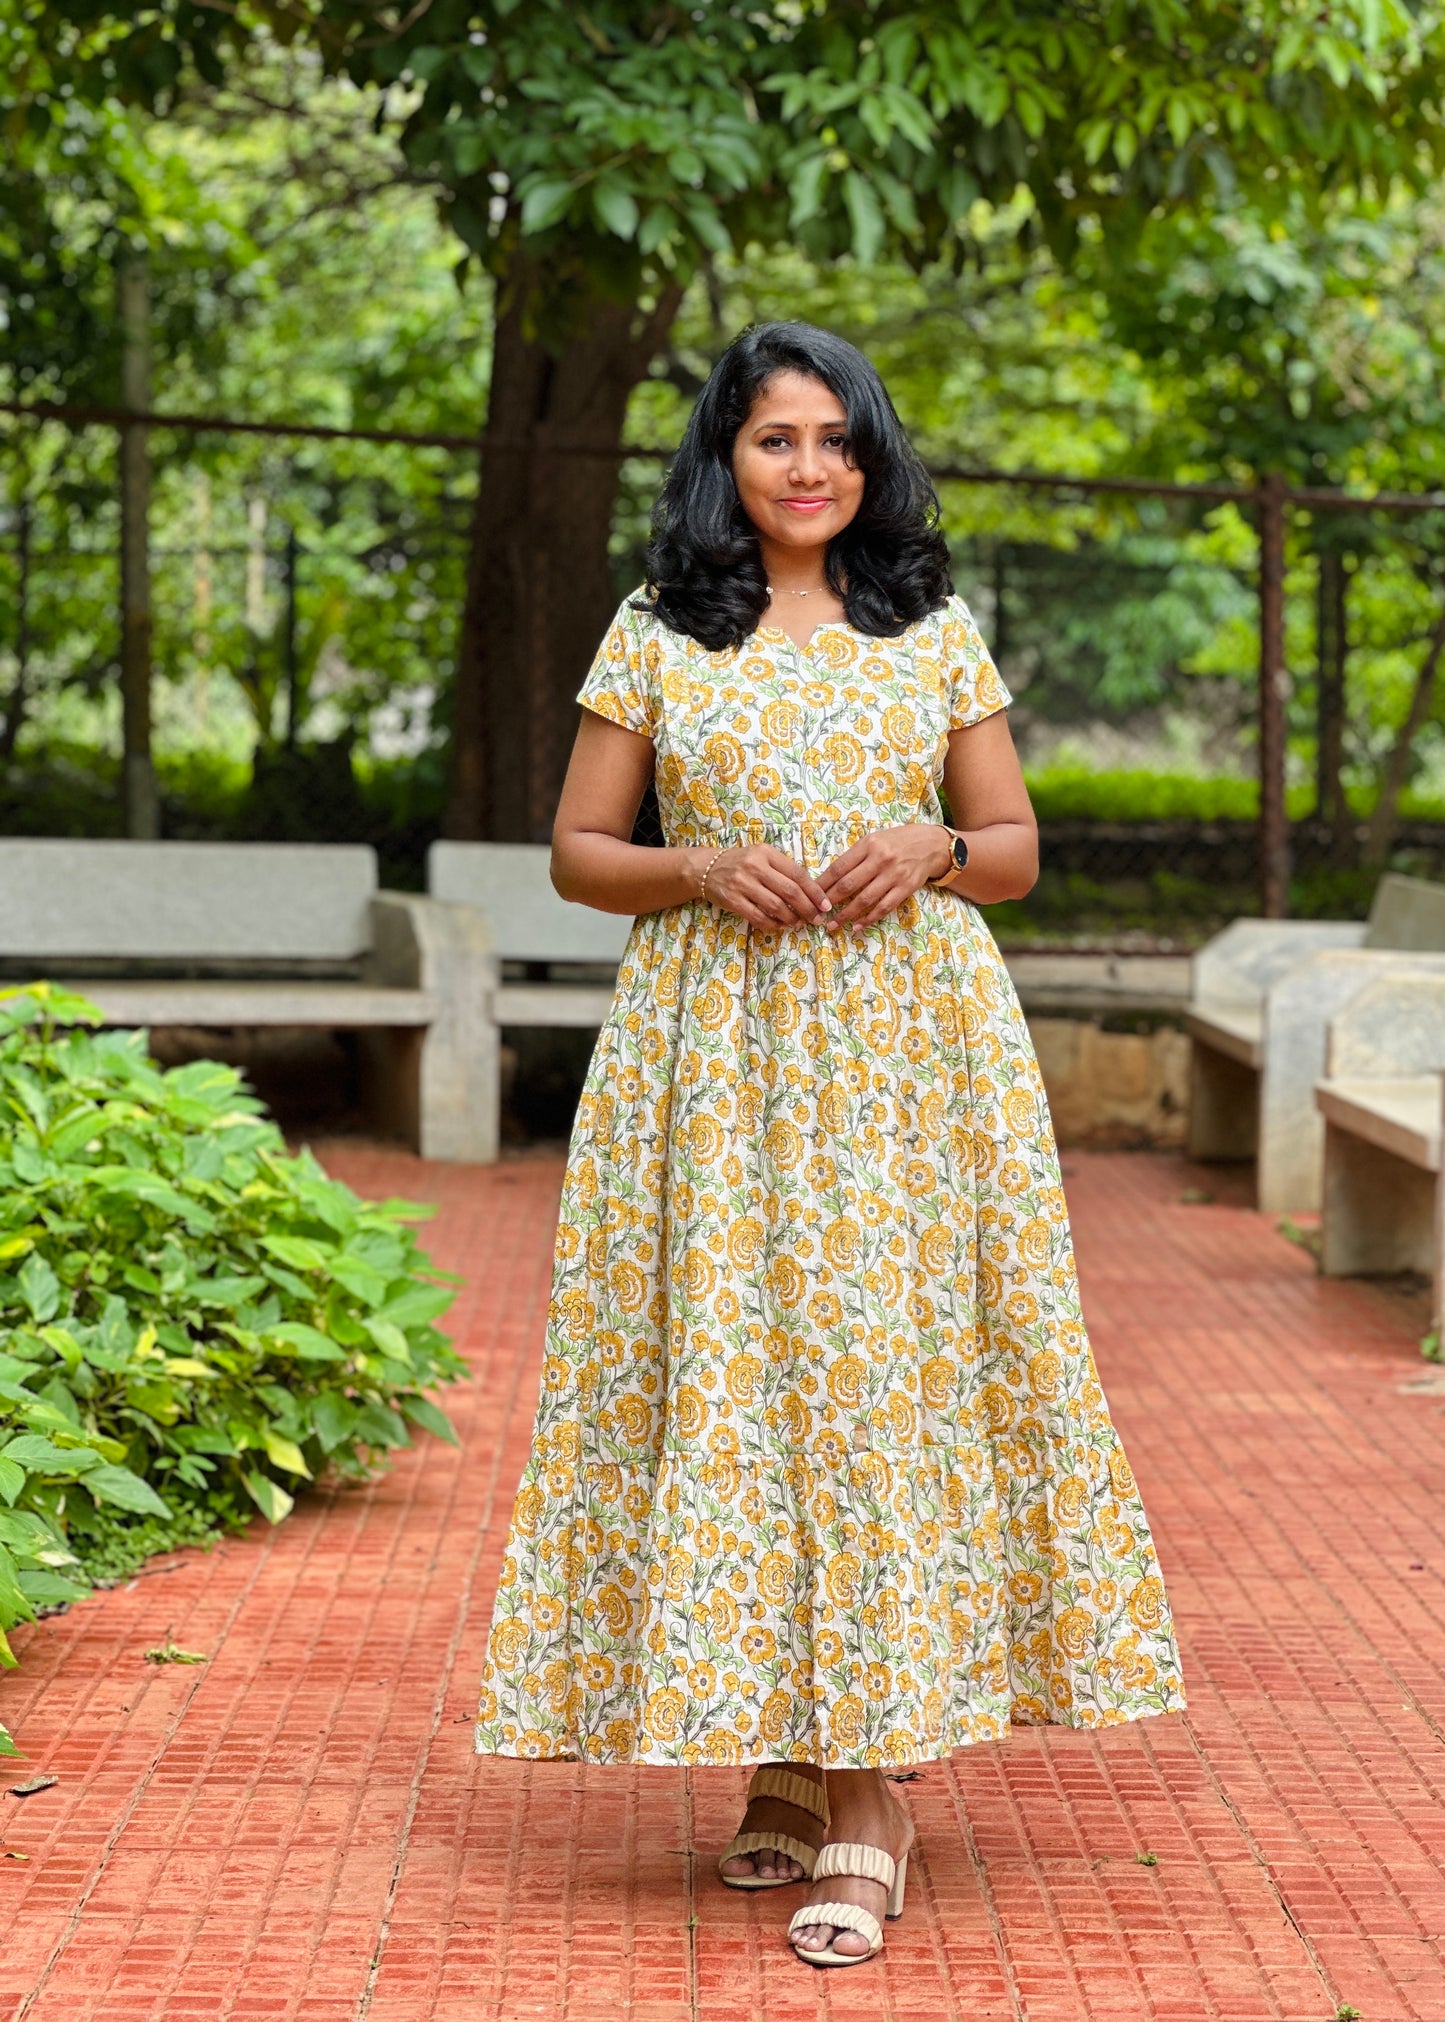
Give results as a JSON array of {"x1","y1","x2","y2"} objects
[{"x1": 747, "y1": 1766, "x2": 829, "y2": 1824}]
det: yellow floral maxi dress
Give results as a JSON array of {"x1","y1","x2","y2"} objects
[{"x1": 475, "y1": 591, "x2": 1185, "y2": 1768}]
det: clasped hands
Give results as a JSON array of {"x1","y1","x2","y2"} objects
[{"x1": 696, "y1": 826, "x2": 953, "y2": 932}]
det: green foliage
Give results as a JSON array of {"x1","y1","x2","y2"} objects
[
  {"x1": 0, "y1": 981, "x2": 465, "y2": 1755},
  {"x1": 36, "y1": 3, "x2": 1445, "y2": 336},
  {"x1": 1025, "y1": 767, "x2": 1260, "y2": 823}
]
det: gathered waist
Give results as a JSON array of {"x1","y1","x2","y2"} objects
[{"x1": 668, "y1": 809, "x2": 892, "y2": 876}]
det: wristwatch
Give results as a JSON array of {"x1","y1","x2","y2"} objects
[{"x1": 928, "y1": 827, "x2": 970, "y2": 885}]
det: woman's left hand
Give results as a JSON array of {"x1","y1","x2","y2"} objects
[{"x1": 817, "y1": 825, "x2": 951, "y2": 929}]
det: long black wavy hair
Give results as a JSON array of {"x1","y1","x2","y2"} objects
[{"x1": 639, "y1": 321, "x2": 952, "y2": 650}]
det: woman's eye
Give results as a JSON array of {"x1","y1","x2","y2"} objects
[
  {"x1": 761, "y1": 434, "x2": 791, "y2": 449},
  {"x1": 824, "y1": 435, "x2": 849, "y2": 450}
]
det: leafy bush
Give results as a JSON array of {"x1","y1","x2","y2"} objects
[
  {"x1": 0, "y1": 984, "x2": 466, "y2": 1755},
  {"x1": 1024, "y1": 766, "x2": 1263, "y2": 825}
]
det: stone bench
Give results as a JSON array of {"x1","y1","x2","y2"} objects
[
  {"x1": 1315, "y1": 971, "x2": 1445, "y2": 1324},
  {"x1": 1185, "y1": 872, "x2": 1445, "y2": 1212},
  {"x1": 0, "y1": 840, "x2": 497, "y2": 1162}
]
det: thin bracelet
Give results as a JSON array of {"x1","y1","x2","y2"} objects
[{"x1": 697, "y1": 845, "x2": 728, "y2": 902}]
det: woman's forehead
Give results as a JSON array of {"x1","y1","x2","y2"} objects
[{"x1": 745, "y1": 369, "x2": 846, "y2": 426}]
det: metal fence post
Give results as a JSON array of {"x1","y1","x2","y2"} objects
[
  {"x1": 283, "y1": 523, "x2": 299, "y2": 749},
  {"x1": 1257, "y1": 471, "x2": 1290, "y2": 917},
  {"x1": 118, "y1": 254, "x2": 159, "y2": 839}
]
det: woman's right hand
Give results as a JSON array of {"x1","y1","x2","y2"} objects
[{"x1": 695, "y1": 844, "x2": 832, "y2": 928}]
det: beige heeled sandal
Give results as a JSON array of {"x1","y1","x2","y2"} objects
[
  {"x1": 717, "y1": 1766, "x2": 829, "y2": 1889},
  {"x1": 787, "y1": 1840, "x2": 909, "y2": 1966}
]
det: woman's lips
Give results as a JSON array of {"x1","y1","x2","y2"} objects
[{"x1": 778, "y1": 498, "x2": 833, "y2": 513}]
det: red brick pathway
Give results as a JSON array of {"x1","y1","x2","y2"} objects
[{"x1": 2, "y1": 1147, "x2": 1443, "y2": 2022}]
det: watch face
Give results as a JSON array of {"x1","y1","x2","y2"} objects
[{"x1": 950, "y1": 833, "x2": 970, "y2": 872}]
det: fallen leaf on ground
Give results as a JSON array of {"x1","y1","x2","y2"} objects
[{"x1": 143, "y1": 1638, "x2": 207, "y2": 1666}]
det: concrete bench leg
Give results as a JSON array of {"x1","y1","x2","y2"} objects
[
  {"x1": 1187, "y1": 1040, "x2": 1257, "y2": 1160},
  {"x1": 367, "y1": 893, "x2": 500, "y2": 1163},
  {"x1": 1320, "y1": 1121, "x2": 1437, "y2": 1279}
]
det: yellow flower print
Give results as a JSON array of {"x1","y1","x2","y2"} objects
[
  {"x1": 815, "y1": 1628, "x2": 845, "y2": 1667},
  {"x1": 881, "y1": 702, "x2": 915, "y2": 754},
  {"x1": 710, "y1": 1588, "x2": 741, "y2": 1640},
  {"x1": 694, "y1": 980, "x2": 731, "y2": 1031},
  {"x1": 978, "y1": 1382, "x2": 1014, "y2": 1434},
  {"x1": 680, "y1": 1248, "x2": 717, "y2": 1302},
  {"x1": 826, "y1": 1355, "x2": 867, "y2": 1408},
  {"x1": 761, "y1": 698, "x2": 802, "y2": 745},
  {"x1": 673, "y1": 1384, "x2": 707, "y2": 1440},
  {"x1": 757, "y1": 1551, "x2": 792, "y2": 1605},
  {"x1": 831, "y1": 1693, "x2": 866, "y2": 1748},
  {"x1": 489, "y1": 1619, "x2": 529, "y2": 1671},
  {"x1": 763, "y1": 1117, "x2": 804, "y2": 1170},
  {"x1": 759, "y1": 1689, "x2": 790, "y2": 1742},
  {"x1": 1018, "y1": 1219, "x2": 1052, "y2": 1269},
  {"x1": 822, "y1": 1218, "x2": 860, "y2": 1269},
  {"x1": 644, "y1": 1688, "x2": 685, "y2": 1743},
  {"x1": 1127, "y1": 1577, "x2": 1167, "y2": 1632},
  {"x1": 918, "y1": 1223, "x2": 953, "y2": 1276},
  {"x1": 703, "y1": 730, "x2": 746, "y2": 782},
  {"x1": 821, "y1": 731, "x2": 867, "y2": 784},
  {"x1": 1109, "y1": 1450, "x2": 1137, "y2": 1500},
  {"x1": 1027, "y1": 1349, "x2": 1062, "y2": 1401},
  {"x1": 609, "y1": 1261, "x2": 647, "y2": 1313},
  {"x1": 825, "y1": 1552, "x2": 862, "y2": 1607},
  {"x1": 724, "y1": 1217, "x2": 764, "y2": 1270},
  {"x1": 920, "y1": 1357, "x2": 954, "y2": 1409},
  {"x1": 808, "y1": 1291, "x2": 844, "y2": 1328},
  {"x1": 1055, "y1": 1607, "x2": 1092, "y2": 1661},
  {"x1": 1099, "y1": 1506, "x2": 1137, "y2": 1559},
  {"x1": 1054, "y1": 1475, "x2": 1089, "y2": 1526},
  {"x1": 513, "y1": 1483, "x2": 544, "y2": 1538},
  {"x1": 999, "y1": 1159, "x2": 1030, "y2": 1196},
  {"x1": 817, "y1": 1081, "x2": 850, "y2": 1134},
  {"x1": 581, "y1": 1653, "x2": 615, "y2": 1692},
  {"x1": 748, "y1": 764, "x2": 782, "y2": 802},
  {"x1": 725, "y1": 1352, "x2": 762, "y2": 1405},
  {"x1": 741, "y1": 1626, "x2": 777, "y2": 1663},
  {"x1": 767, "y1": 1253, "x2": 806, "y2": 1308},
  {"x1": 688, "y1": 1114, "x2": 724, "y2": 1163}
]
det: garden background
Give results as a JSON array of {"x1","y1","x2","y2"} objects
[{"x1": 9, "y1": 3, "x2": 1445, "y2": 943}]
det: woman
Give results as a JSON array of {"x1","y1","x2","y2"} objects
[{"x1": 476, "y1": 322, "x2": 1184, "y2": 1968}]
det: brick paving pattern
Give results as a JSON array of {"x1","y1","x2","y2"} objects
[{"x1": 1, "y1": 1145, "x2": 1443, "y2": 2021}]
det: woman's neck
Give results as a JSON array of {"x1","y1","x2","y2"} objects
[{"x1": 757, "y1": 537, "x2": 829, "y2": 597}]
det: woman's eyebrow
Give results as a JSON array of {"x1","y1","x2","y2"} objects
[{"x1": 750, "y1": 415, "x2": 849, "y2": 432}]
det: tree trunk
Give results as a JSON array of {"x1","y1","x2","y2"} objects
[
  {"x1": 1363, "y1": 597, "x2": 1445, "y2": 867},
  {"x1": 444, "y1": 271, "x2": 683, "y2": 842},
  {"x1": 0, "y1": 495, "x2": 31, "y2": 763},
  {"x1": 1314, "y1": 546, "x2": 1349, "y2": 844}
]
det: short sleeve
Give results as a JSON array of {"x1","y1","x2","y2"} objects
[
  {"x1": 942, "y1": 595, "x2": 1012, "y2": 730},
  {"x1": 577, "y1": 594, "x2": 657, "y2": 739}
]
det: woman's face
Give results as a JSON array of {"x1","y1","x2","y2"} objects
[{"x1": 730, "y1": 370, "x2": 865, "y2": 552}]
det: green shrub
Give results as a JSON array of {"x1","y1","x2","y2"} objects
[
  {"x1": 1024, "y1": 766, "x2": 1263, "y2": 825},
  {"x1": 0, "y1": 983, "x2": 466, "y2": 1755}
]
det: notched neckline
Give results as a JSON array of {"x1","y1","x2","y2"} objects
[{"x1": 752, "y1": 622, "x2": 849, "y2": 653}]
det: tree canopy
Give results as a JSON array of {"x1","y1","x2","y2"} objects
[{"x1": 33, "y1": 1, "x2": 1445, "y2": 315}]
